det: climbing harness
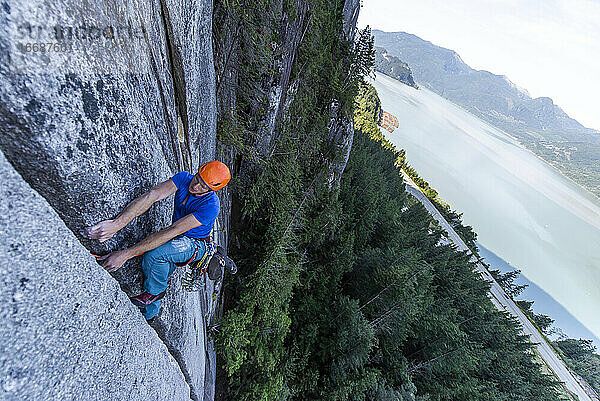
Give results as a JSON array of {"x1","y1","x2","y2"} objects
[
  {"x1": 181, "y1": 238, "x2": 217, "y2": 292},
  {"x1": 180, "y1": 242, "x2": 238, "y2": 290}
]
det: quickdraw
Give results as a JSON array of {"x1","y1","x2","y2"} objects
[{"x1": 181, "y1": 240, "x2": 216, "y2": 292}]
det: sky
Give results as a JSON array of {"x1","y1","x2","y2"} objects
[{"x1": 357, "y1": 0, "x2": 600, "y2": 131}]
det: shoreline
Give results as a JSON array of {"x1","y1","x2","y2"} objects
[
  {"x1": 380, "y1": 72, "x2": 600, "y2": 204},
  {"x1": 400, "y1": 169, "x2": 595, "y2": 401},
  {"x1": 417, "y1": 79, "x2": 600, "y2": 204}
]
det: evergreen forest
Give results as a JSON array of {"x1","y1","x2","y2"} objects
[{"x1": 212, "y1": 0, "x2": 573, "y2": 399}]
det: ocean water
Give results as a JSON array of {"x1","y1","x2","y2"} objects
[
  {"x1": 477, "y1": 243, "x2": 600, "y2": 351},
  {"x1": 371, "y1": 73, "x2": 600, "y2": 342}
]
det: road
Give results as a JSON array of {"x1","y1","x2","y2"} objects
[{"x1": 402, "y1": 171, "x2": 593, "y2": 401}]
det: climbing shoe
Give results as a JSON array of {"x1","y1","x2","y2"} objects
[{"x1": 129, "y1": 291, "x2": 166, "y2": 307}]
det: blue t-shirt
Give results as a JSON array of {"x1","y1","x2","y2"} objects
[{"x1": 170, "y1": 171, "x2": 220, "y2": 238}]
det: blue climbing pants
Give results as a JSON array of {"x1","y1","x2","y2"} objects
[{"x1": 140, "y1": 235, "x2": 206, "y2": 319}]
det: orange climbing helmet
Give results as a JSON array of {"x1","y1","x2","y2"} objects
[{"x1": 198, "y1": 161, "x2": 231, "y2": 191}]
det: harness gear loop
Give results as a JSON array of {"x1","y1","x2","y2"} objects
[{"x1": 181, "y1": 231, "x2": 217, "y2": 292}]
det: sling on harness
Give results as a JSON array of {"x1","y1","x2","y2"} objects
[
  {"x1": 181, "y1": 238, "x2": 217, "y2": 292},
  {"x1": 180, "y1": 242, "x2": 238, "y2": 291}
]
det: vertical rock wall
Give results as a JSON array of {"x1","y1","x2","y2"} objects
[
  {"x1": 0, "y1": 0, "x2": 217, "y2": 399},
  {"x1": 255, "y1": 0, "x2": 310, "y2": 157},
  {"x1": 326, "y1": 0, "x2": 361, "y2": 187},
  {"x1": 0, "y1": 150, "x2": 191, "y2": 401}
]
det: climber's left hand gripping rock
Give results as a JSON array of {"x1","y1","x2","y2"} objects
[{"x1": 96, "y1": 250, "x2": 132, "y2": 272}]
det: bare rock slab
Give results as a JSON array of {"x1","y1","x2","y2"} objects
[{"x1": 0, "y1": 149, "x2": 192, "y2": 401}]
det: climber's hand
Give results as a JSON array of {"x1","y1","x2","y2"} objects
[
  {"x1": 97, "y1": 250, "x2": 131, "y2": 272},
  {"x1": 81, "y1": 220, "x2": 119, "y2": 243}
]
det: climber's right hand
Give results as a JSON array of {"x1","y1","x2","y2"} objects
[{"x1": 80, "y1": 220, "x2": 119, "y2": 243}]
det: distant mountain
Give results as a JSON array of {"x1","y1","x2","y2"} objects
[
  {"x1": 373, "y1": 30, "x2": 600, "y2": 197},
  {"x1": 374, "y1": 47, "x2": 417, "y2": 89}
]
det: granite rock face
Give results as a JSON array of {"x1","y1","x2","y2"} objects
[
  {"x1": 255, "y1": 0, "x2": 311, "y2": 157},
  {"x1": 326, "y1": 100, "x2": 355, "y2": 188},
  {"x1": 342, "y1": 0, "x2": 360, "y2": 40},
  {"x1": 0, "y1": 0, "x2": 216, "y2": 399},
  {"x1": 1, "y1": 0, "x2": 176, "y2": 290},
  {"x1": 0, "y1": 150, "x2": 191, "y2": 401},
  {"x1": 325, "y1": 0, "x2": 361, "y2": 187},
  {"x1": 159, "y1": 0, "x2": 217, "y2": 170}
]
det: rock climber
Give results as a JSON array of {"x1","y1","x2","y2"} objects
[{"x1": 81, "y1": 161, "x2": 231, "y2": 321}]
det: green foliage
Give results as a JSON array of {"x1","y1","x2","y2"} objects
[
  {"x1": 526, "y1": 140, "x2": 600, "y2": 199},
  {"x1": 492, "y1": 268, "x2": 600, "y2": 391},
  {"x1": 214, "y1": 0, "x2": 374, "y2": 399},
  {"x1": 489, "y1": 269, "x2": 557, "y2": 337},
  {"x1": 512, "y1": 300, "x2": 554, "y2": 335},
  {"x1": 215, "y1": 4, "x2": 563, "y2": 397},
  {"x1": 217, "y1": 137, "x2": 304, "y2": 400},
  {"x1": 374, "y1": 47, "x2": 417, "y2": 88},
  {"x1": 553, "y1": 339, "x2": 600, "y2": 394},
  {"x1": 284, "y1": 84, "x2": 561, "y2": 401},
  {"x1": 490, "y1": 269, "x2": 528, "y2": 299}
]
